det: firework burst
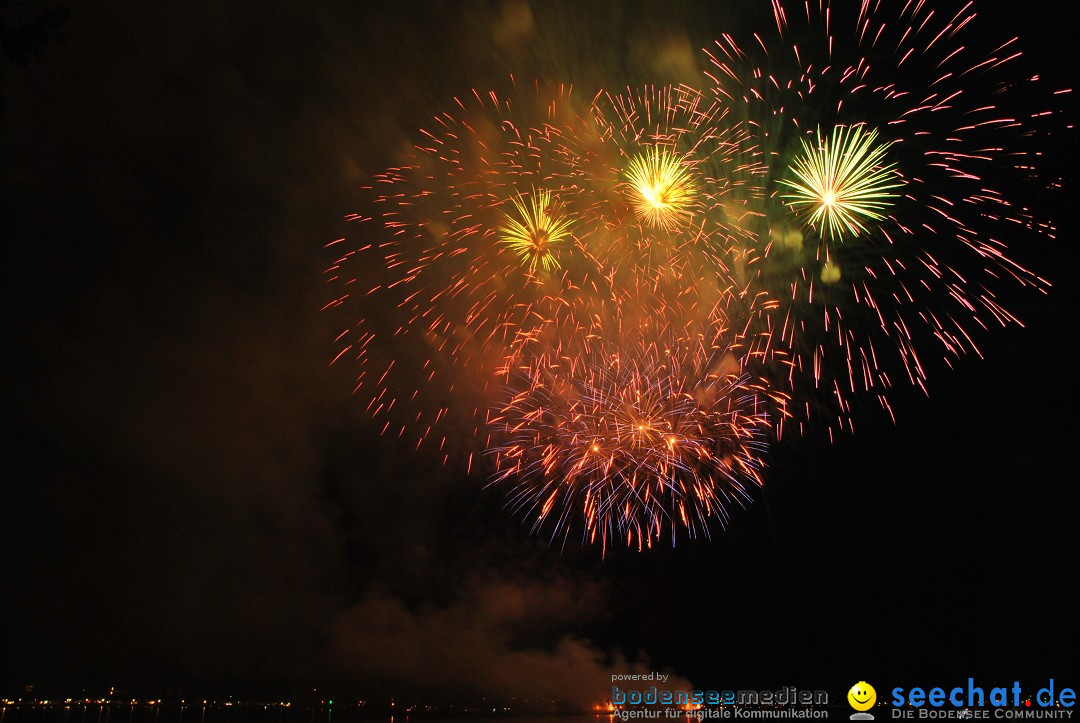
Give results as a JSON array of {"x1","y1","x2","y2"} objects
[
  {"x1": 704, "y1": 0, "x2": 1058, "y2": 437},
  {"x1": 324, "y1": 84, "x2": 605, "y2": 457},
  {"x1": 490, "y1": 323, "x2": 779, "y2": 552},
  {"x1": 779, "y1": 125, "x2": 903, "y2": 240},
  {"x1": 624, "y1": 146, "x2": 698, "y2": 231},
  {"x1": 498, "y1": 188, "x2": 576, "y2": 274}
]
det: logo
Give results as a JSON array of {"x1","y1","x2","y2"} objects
[{"x1": 848, "y1": 681, "x2": 877, "y2": 720}]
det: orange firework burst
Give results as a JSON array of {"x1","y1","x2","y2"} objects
[
  {"x1": 490, "y1": 321, "x2": 781, "y2": 552},
  {"x1": 324, "y1": 84, "x2": 604, "y2": 457}
]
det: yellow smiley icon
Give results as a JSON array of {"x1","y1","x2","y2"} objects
[{"x1": 848, "y1": 681, "x2": 877, "y2": 712}]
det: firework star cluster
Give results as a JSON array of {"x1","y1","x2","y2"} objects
[{"x1": 325, "y1": 1, "x2": 1063, "y2": 552}]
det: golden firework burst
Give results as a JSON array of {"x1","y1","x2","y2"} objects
[
  {"x1": 624, "y1": 146, "x2": 697, "y2": 230},
  {"x1": 498, "y1": 189, "x2": 574, "y2": 272}
]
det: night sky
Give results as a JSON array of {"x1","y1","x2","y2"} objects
[{"x1": 2, "y1": 0, "x2": 1078, "y2": 703}]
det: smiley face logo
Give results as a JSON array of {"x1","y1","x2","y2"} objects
[{"x1": 848, "y1": 681, "x2": 877, "y2": 712}]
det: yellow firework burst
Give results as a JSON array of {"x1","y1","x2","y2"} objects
[
  {"x1": 498, "y1": 189, "x2": 574, "y2": 272},
  {"x1": 780, "y1": 125, "x2": 903, "y2": 240},
  {"x1": 624, "y1": 146, "x2": 697, "y2": 230}
]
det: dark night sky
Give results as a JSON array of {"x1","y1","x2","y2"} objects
[{"x1": 2, "y1": 0, "x2": 1078, "y2": 702}]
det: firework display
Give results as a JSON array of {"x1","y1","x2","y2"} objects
[{"x1": 327, "y1": 1, "x2": 1063, "y2": 549}]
